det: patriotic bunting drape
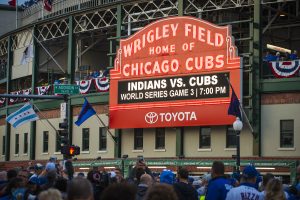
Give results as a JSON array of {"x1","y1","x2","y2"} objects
[
  {"x1": 23, "y1": 88, "x2": 32, "y2": 101},
  {"x1": 94, "y1": 77, "x2": 109, "y2": 92},
  {"x1": 0, "y1": 98, "x2": 5, "y2": 106},
  {"x1": 76, "y1": 80, "x2": 93, "y2": 94},
  {"x1": 0, "y1": 75, "x2": 110, "y2": 106},
  {"x1": 75, "y1": 77, "x2": 110, "y2": 94},
  {"x1": 268, "y1": 59, "x2": 300, "y2": 78},
  {"x1": 37, "y1": 85, "x2": 51, "y2": 95}
]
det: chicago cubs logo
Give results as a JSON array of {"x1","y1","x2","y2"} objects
[{"x1": 145, "y1": 112, "x2": 158, "y2": 124}]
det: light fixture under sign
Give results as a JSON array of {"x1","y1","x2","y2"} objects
[
  {"x1": 104, "y1": 166, "x2": 116, "y2": 169},
  {"x1": 148, "y1": 166, "x2": 167, "y2": 169},
  {"x1": 79, "y1": 167, "x2": 90, "y2": 170},
  {"x1": 256, "y1": 167, "x2": 275, "y2": 170},
  {"x1": 197, "y1": 167, "x2": 211, "y2": 169}
]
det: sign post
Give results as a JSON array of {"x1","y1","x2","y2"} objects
[
  {"x1": 60, "y1": 102, "x2": 67, "y2": 119},
  {"x1": 54, "y1": 84, "x2": 79, "y2": 95}
]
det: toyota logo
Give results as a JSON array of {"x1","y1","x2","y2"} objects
[{"x1": 145, "y1": 112, "x2": 158, "y2": 124}]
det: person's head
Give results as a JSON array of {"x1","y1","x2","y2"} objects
[
  {"x1": 77, "y1": 172, "x2": 85, "y2": 178},
  {"x1": 0, "y1": 171, "x2": 7, "y2": 181},
  {"x1": 49, "y1": 156, "x2": 57, "y2": 162},
  {"x1": 136, "y1": 160, "x2": 147, "y2": 170},
  {"x1": 265, "y1": 178, "x2": 285, "y2": 200},
  {"x1": 100, "y1": 183, "x2": 136, "y2": 200},
  {"x1": 87, "y1": 169, "x2": 101, "y2": 184},
  {"x1": 45, "y1": 162, "x2": 56, "y2": 172},
  {"x1": 241, "y1": 165, "x2": 259, "y2": 184},
  {"x1": 17, "y1": 169, "x2": 29, "y2": 185},
  {"x1": 159, "y1": 170, "x2": 174, "y2": 185},
  {"x1": 135, "y1": 167, "x2": 145, "y2": 183},
  {"x1": 144, "y1": 184, "x2": 178, "y2": 200},
  {"x1": 140, "y1": 174, "x2": 153, "y2": 186},
  {"x1": 67, "y1": 177, "x2": 93, "y2": 200},
  {"x1": 201, "y1": 173, "x2": 211, "y2": 186},
  {"x1": 211, "y1": 161, "x2": 225, "y2": 178},
  {"x1": 38, "y1": 188, "x2": 63, "y2": 200},
  {"x1": 177, "y1": 167, "x2": 189, "y2": 181},
  {"x1": 34, "y1": 163, "x2": 44, "y2": 175},
  {"x1": 192, "y1": 180, "x2": 201, "y2": 189},
  {"x1": 262, "y1": 173, "x2": 275, "y2": 189},
  {"x1": 7, "y1": 169, "x2": 18, "y2": 181},
  {"x1": 114, "y1": 168, "x2": 124, "y2": 183}
]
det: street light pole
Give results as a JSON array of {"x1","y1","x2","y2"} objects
[
  {"x1": 233, "y1": 117, "x2": 243, "y2": 175},
  {"x1": 236, "y1": 131, "x2": 241, "y2": 175}
]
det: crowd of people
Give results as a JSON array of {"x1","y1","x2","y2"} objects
[
  {"x1": 0, "y1": 158, "x2": 299, "y2": 200},
  {"x1": 263, "y1": 50, "x2": 299, "y2": 62}
]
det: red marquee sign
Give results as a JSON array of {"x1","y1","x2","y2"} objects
[{"x1": 109, "y1": 16, "x2": 241, "y2": 129}]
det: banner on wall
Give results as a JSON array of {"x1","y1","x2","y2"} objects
[{"x1": 109, "y1": 16, "x2": 241, "y2": 128}]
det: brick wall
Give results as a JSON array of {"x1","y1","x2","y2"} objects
[
  {"x1": 0, "y1": 117, "x2": 5, "y2": 126},
  {"x1": 261, "y1": 93, "x2": 300, "y2": 104}
]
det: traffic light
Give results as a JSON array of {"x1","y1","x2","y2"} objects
[
  {"x1": 59, "y1": 120, "x2": 68, "y2": 129},
  {"x1": 58, "y1": 129, "x2": 68, "y2": 137},
  {"x1": 61, "y1": 145, "x2": 80, "y2": 157}
]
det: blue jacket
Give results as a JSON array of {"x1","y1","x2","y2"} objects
[{"x1": 205, "y1": 176, "x2": 233, "y2": 200}]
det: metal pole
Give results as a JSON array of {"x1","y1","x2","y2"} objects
[
  {"x1": 63, "y1": 95, "x2": 70, "y2": 161},
  {"x1": 94, "y1": 114, "x2": 116, "y2": 143},
  {"x1": 0, "y1": 94, "x2": 64, "y2": 100},
  {"x1": 236, "y1": 131, "x2": 241, "y2": 175},
  {"x1": 16, "y1": 0, "x2": 18, "y2": 29}
]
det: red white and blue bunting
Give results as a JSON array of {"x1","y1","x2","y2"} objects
[
  {"x1": 1, "y1": 76, "x2": 110, "y2": 106},
  {"x1": 268, "y1": 59, "x2": 300, "y2": 78},
  {"x1": 37, "y1": 85, "x2": 51, "y2": 95},
  {"x1": 76, "y1": 80, "x2": 93, "y2": 94},
  {"x1": 23, "y1": 88, "x2": 32, "y2": 101},
  {"x1": 94, "y1": 77, "x2": 109, "y2": 92},
  {"x1": 9, "y1": 91, "x2": 21, "y2": 104},
  {"x1": 0, "y1": 98, "x2": 5, "y2": 106}
]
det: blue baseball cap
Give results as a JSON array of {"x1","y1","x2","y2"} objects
[
  {"x1": 34, "y1": 163, "x2": 44, "y2": 170},
  {"x1": 160, "y1": 170, "x2": 175, "y2": 185},
  {"x1": 242, "y1": 165, "x2": 259, "y2": 178},
  {"x1": 45, "y1": 162, "x2": 56, "y2": 171}
]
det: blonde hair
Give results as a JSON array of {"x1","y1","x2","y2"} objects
[
  {"x1": 265, "y1": 179, "x2": 286, "y2": 200},
  {"x1": 38, "y1": 188, "x2": 63, "y2": 200}
]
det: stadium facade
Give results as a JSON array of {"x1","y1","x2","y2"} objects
[{"x1": 0, "y1": 0, "x2": 299, "y2": 183}]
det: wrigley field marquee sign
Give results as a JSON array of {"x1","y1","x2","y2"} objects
[{"x1": 109, "y1": 16, "x2": 241, "y2": 128}]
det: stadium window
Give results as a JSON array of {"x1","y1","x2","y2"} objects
[
  {"x1": 155, "y1": 128, "x2": 165, "y2": 149},
  {"x1": 23, "y1": 133, "x2": 28, "y2": 154},
  {"x1": 2, "y1": 136, "x2": 5, "y2": 155},
  {"x1": 134, "y1": 128, "x2": 143, "y2": 150},
  {"x1": 199, "y1": 127, "x2": 211, "y2": 148},
  {"x1": 99, "y1": 127, "x2": 107, "y2": 151},
  {"x1": 226, "y1": 126, "x2": 237, "y2": 148},
  {"x1": 43, "y1": 131, "x2": 49, "y2": 153},
  {"x1": 280, "y1": 120, "x2": 294, "y2": 148},
  {"x1": 82, "y1": 128, "x2": 90, "y2": 151},
  {"x1": 55, "y1": 134, "x2": 61, "y2": 152},
  {"x1": 15, "y1": 134, "x2": 19, "y2": 154}
]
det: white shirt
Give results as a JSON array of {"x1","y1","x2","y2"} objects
[{"x1": 226, "y1": 184, "x2": 263, "y2": 200}]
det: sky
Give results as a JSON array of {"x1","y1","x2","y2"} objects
[{"x1": 0, "y1": 0, "x2": 27, "y2": 5}]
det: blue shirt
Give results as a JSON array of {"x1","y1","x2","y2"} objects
[{"x1": 206, "y1": 176, "x2": 233, "y2": 200}]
